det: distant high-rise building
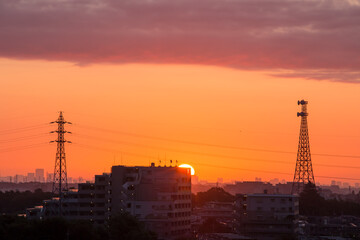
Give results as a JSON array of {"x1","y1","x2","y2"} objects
[
  {"x1": 35, "y1": 169, "x2": 45, "y2": 182},
  {"x1": 0, "y1": 176, "x2": 12, "y2": 182},
  {"x1": 14, "y1": 174, "x2": 25, "y2": 183},
  {"x1": 27, "y1": 173, "x2": 35, "y2": 182},
  {"x1": 46, "y1": 173, "x2": 54, "y2": 183}
]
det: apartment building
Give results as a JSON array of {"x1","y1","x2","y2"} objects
[
  {"x1": 234, "y1": 193, "x2": 299, "y2": 240},
  {"x1": 109, "y1": 165, "x2": 192, "y2": 239},
  {"x1": 28, "y1": 164, "x2": 192, "y2": 240}
]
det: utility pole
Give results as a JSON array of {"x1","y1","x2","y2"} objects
[
  {"x1": 50, "y1": 111, "x2": 71, "y2": 216},
  {"x1": 292, "y1": 100, "x2": 315, "y2": 194}
]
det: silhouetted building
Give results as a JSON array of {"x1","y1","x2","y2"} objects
[
  {"x1": 224, "y1": 181, "x2": 273, "y2": 195},
  {"x1": 109, "y1": 165, "x2": 192, "y2": 239},
  {"x1": 27, "y1": 172, "x2": 35, "y2": 182},
  {"x1": 35, "y1": 169, "x2": 45, "y2": 182},
  {"x1": 235, "y1": 193, "x2": 299, "y2": 240},
  {"x1": 194, "y1": 201, "x2": 234, "y2": 225},
  {"x1": 29, "y1": 165, "x2": 192, "y2": 240},
  {"x1": 14, "y1": 174, "x2": 25, "y2": 183}
]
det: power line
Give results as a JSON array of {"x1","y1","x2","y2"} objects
[
  {"x1": 73, "y1": 133, "x2": 360, "y2": 170},
  {"x1": 0, "y1": 123, "x2": 49, "y2": 135},
  {"x1": 72, "y1": 143, "x2": 360, "y2": 182},
  {"x1": 74, "y1": 124, "x2": 360, "y2": 159},
  {"x1": 0, "y1": 142, "x2": 49, "y2": 153},
  {"x1": 0, "y1": 133, "x2": 49, "y2": 143},
  {"x1": 193, "y1": 163, "x2": 360, "y2": 181},
  {"x1": 74, "y1": 143, "x2": 153, "y2": 159}
]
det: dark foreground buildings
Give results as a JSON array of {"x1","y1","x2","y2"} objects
[
  {"x1": 234, "y1": 193, "x2": 299, "y2": 240},
  {"x1": 27, "y1": 165, "x2": 192, "y2": 240}
]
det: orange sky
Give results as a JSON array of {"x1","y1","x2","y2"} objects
[{"x1": 1, "y1": 58, "x2": 360, "y2": 185}]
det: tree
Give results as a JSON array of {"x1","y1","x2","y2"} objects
[
  {"x1": 193, "y1": 187, "x2": 234, "y2": 207},
  {"x1": 299, "y1": 183, "x2": 326, "y2": 215},
  {"x1": 109, "y1": 213, "x2": 157, "y2": 240},
  {"x1": 0, "y1": 216, "x2": 105, "y2": 240},
  {"x1": 0, "y1": 189, "x2": 52, "y2": 214}
]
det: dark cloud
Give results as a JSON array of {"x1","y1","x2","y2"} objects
[
  {"x1": 271, "y1": 70, "x2": 360, "y2": 83},
  {"x1": 1, "y1": 0, "x2": 360, "y2": 82}
]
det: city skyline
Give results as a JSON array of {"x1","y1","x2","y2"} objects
[{"x1": 0, "y1": 167, "x2": 87, "y2": 184}]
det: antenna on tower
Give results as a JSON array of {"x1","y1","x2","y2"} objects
[
  {"x1": 291, "y1": 100, "x2": 315, "y2": 194},
  {"x1": 50, "y1": 111, "x2": 71, "y2": 216}
]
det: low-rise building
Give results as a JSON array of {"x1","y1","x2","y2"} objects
[{"x1": 234, "y1": 193, "x2": 299, "y2": 240}]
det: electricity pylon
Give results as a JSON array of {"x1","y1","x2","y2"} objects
[
  {"x1": 291, "y1": 100, "x2": 315, "y2": 194},
  {"x1": 50, "y1": 111, "x2": 71, "y2": 215}
]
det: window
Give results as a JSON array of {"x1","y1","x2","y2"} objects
[
  {"x1": 136, "y1": 205, "x2": 141, "y2": 209},
  {"x1": 127, "y1": 203, "x2": 131, "y2": 208}
]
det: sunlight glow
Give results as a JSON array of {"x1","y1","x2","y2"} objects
[{"x1": 179, "y1": 164, "x2": 195, "y2": 176}]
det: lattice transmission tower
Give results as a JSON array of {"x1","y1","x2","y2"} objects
[
  {"x1": 291, "y1": 100, "x2": 315, "y2": 194},
  {"x1": 50, "y1": 111, "x2": 71, "y2": 214}
]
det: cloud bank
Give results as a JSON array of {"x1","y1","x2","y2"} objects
[{"x1": 1, "y1": 0, "x2": 360, "y2": 82}]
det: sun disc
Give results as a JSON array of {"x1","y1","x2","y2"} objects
[{"x1": 179, "y1": 164, "x2": 195, "y2": 175}]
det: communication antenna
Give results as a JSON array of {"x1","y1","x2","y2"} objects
[{"x1": 291, "y1": 100, "x2": 315, "y2": 194}]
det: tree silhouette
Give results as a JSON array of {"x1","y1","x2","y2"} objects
[
  {"x1": 109, "y1": 213, "x2": 157, "y2": 240},
  {"x1": 193, "y1": 187, "x2": 234, "y2": 207}
]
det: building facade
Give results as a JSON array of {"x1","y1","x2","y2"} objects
[
  {"x1": 109, "y1": 165, "x2": 192, "y2": 239},
  {"x1": 29, "y1": 165, "x2": 192, "y2": 240},
  {"x1": 234, "y1": 193, "x2": 299, "y2": 240},
  {"x1": 35, "y1": 169, "x2": 45, "y2": 182}
]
